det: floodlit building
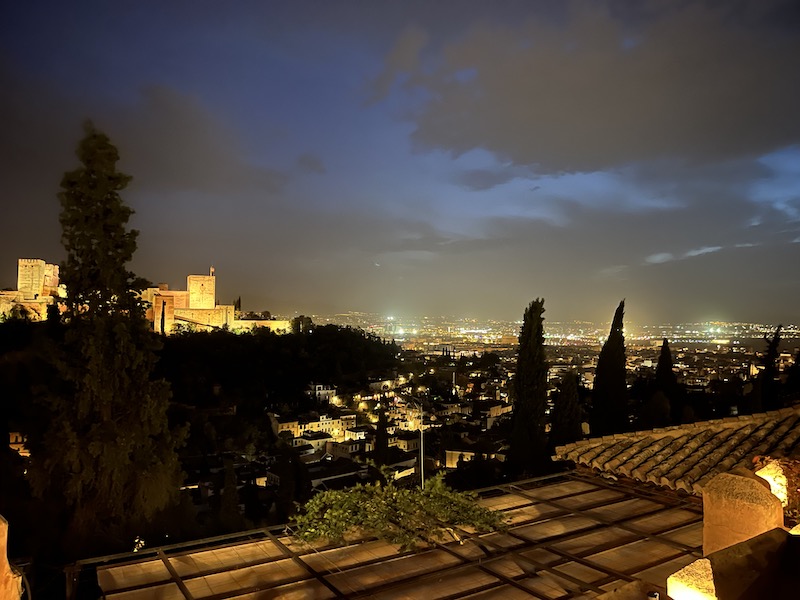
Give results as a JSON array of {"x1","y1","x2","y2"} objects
[
  {"x1": 143, "y1": 268, "x2": 235, "y2": 333},
  {"x1": 2, "y1": 260, "x2": 290, "y2": 334},
  {"x1": 17, "y1": 258, "x2": 60, "y2": 300},
  {"x1": 269, "y1": 412, "x2": 356, "y2": 443},
  {"x1": 0, "y1": 258, "x2": 64, "y2": 320},
  {"x1": 142, "y1": 267, "x2": 290, "y2": 335}
]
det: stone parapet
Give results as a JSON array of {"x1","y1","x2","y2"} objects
[
  {"x1": 702, "y1": 471, "x2": 783, "y2": 556},
  {"x1": 0, "y1": 516, "x2": 22, "y2": 600},
  {"x1": 668, "y1": 528, "x2": 799, "y2": 600}
]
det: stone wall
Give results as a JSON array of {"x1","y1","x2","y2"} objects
[
  {"x1": 174, "y1": 305, "x2": 234, "y2": 330},
  {"x1": 153, "y1": 294, "x2": 175, "y2": 334},
  {"x1": 187, "y1": 274, "x2": 215, "y2": 309},
  {"x1": 0, "y1": 516, "x2": 22, "y2": 600},
  {"x1": 16, "y1": 258, "x2": 45, "y2": 300},
  {"x1": 668, "y1": 528, "x2": 798, "y2": 600},
  {"x1": 231, "y1": 319, "x2": 291, "y2": 334},
  {"x1": 703, "y1": 471, "x2": 784, "y2": 555}
]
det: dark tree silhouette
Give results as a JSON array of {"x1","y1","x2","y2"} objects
[
  {"x1": 373, "y1": 404, "x2": 389, "y2": 467},
  {"x1": 57, "y1": 123, "x2": 147, "y2": 316},
  {"x1": 640, "y1": 338, "x2": 676, "y2": 428},
  {"x1": 655, "y1": 338, "x2": 677, "y2": 393},
  {"x1": 757, "y1": 325, "x2": 783, "y2": 411},
  {"x1": 510, "y1": 299, "x2": 548, "y2": 474},
  {"x1": 784, "y1": 349, "x2": 800, "y2": 403},
  {"x1": 591, "y1": 300, "x2": 628, "y2": 435},
  {"x1": 549, "y1": 371, "x2": 583, "y2": 449},
  {"x1": 641, "y1": 389, "x2": 672, "y2": 429},
  {"x1": 291, "y1": 314, "x2": 314, "y2": 334},
  {"x1": 217, "y1": 458, "x2": 246, "y2": 533},
  {"x1": 26, "y1": 122, "x2": 185, "y2": 555}
]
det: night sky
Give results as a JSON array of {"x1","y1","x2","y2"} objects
[{"x1": 2, "y1": 1, "x2": 799, "y2": 325}]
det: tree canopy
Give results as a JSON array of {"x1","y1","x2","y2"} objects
[
  {"x1": 26, "y1": 122, "x2": 185, "y2": 555},
  {"x1": 655, "y1": 338, "x2": 677, "y2": 393},
  {"x1": 57, "y1": 122, "x2": 147, "y2": 316},
  {"x1": 759, "y1": 325, "x2": 783, "y2": 411},
  {"x1": 549, "y1": 370, "x2": 584, "y2": 449},
  {"x1": 591, "y1": 300, "x2": 628, "y2": 435},
  {"x1": 510, "y1": 298, "x2": 548, "y2": 474}
]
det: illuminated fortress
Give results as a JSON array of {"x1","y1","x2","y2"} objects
[
  {"x1": 142, "y1": 267, "x2": 290, "y2": 335},
  {"x1": 2, "y1": 260, "x2": 289, "y2": 335},
  {"x1": 0, "y1": 259, "x2": 64, "y2": 320}
]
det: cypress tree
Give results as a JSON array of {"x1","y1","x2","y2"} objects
[
  {"x1": 638, "y1": 338, "x2": 676, "y2": 428},
  {"x1": 217, "y1": 458, "x2": 245, "y2": 533},
  {"x1": 759, "y1": 325, "x2": 783, "y2": 411},
  {"x1": 783, "y1": 349, "x2": 800, "y2": 402},
  {"x1": 510, "y1": 298, "x2": 548, "y2": 474},
  {"x1": 591, "y1": 300, "x2": 628, "y2": 435},
  {"x1": 374, "y1": 404, "x2": 389, "y2": 468},
  {"x1": 27, "y1": 122, "x2": 185, "y2": 554},
  {"x1": 655, "y1": 338, "x2": 677, "y2": 393},
  {"x1": 549, "y1": 370, "x2": 583, "y2": 449}
]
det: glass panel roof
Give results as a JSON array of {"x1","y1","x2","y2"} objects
[{"x1": 88, "y1": 472, "x2": 702, "y2": 599}]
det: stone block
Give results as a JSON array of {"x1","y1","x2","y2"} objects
[
  {"x1": 0, "y1": 516, "x2": 22, "y2": 600},
  {"x1": 668, "y1": 558, "x2": 716, "y2": 599},
  {"x1": 702, "y1": 472, "x2": 784, "y2": 555},
  {"x1": 668, "y1": 529, "x2": 799, "y2": 600}
]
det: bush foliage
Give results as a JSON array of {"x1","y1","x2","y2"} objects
[{"x1": 293, "y1": 473, "x2": 506, "y2": 551}]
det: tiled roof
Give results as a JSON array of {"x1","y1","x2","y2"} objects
[{"x1": 554, "y1": 407, "x2": 800, "y2": 494}]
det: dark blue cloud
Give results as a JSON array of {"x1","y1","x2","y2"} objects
[{"x1": 1, "y1": 1, "x2": 798, "y2": 323}]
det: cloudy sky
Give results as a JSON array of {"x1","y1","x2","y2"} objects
[{"x1": 2, "y1": 0, "x2": 799, "y2": 325}]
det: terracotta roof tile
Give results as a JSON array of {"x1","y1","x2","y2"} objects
[
  {"x1": 614, "y1": 436, "x2": 672, "y2": 478},
  {"x1": 589, "y1": 438, "x2": 638, "y2": 470},
  {"x1": 632, "y1": 435, "x2": 689, "y2": 482},
  {"x1": 553, "y1": 407, "x2": 800, "y2": 495}
]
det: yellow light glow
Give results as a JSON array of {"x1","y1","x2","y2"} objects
[
  {"x1": 667, "y1": 558, "x2": 717, "y2": 600},
  {"x1": 755, "y1": 460, "x2": 788, "y2": 507}
]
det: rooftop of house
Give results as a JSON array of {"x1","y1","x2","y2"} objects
[
  {"x1": 553, "y1": 407, "x2": 800, "y2": 495},
  {"x1": 300, "y1": 430, "x2": 332, "y2": 440},
  {"x1": 76, "y1": 471, "x2": 703, "y2": 599},
  {"x1": 346, "y1": 425, "x2": 375, "y2": 433}
]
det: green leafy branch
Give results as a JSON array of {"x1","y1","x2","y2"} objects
[{"x1": 293, "y1": 473, "x2": 506, "y2": 551}]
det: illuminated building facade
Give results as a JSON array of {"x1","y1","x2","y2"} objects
[
  {"x1": 142, "y1": 267, "x2": 290, "y2": 335},
  {"x1": 0, "y1": 258, "x2": 64, "y2": 320}
]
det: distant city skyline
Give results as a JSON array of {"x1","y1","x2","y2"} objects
[
  {"x1": 304, "y1": 312, "x2": 800, "y2": 346},
  {"x1": 2, "y1": 1, "x2": 799, "y2": 325},
  {"x1": 4, "y1": 254, "x2": 796, "y2": 330}
]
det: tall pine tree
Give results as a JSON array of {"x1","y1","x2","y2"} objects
[
  {"x1": 591, "y1": 300, "x2": 628, "y2": 435},
  {"x1": 27, "y1": 122, "x2": 185, "y2": 555},
  {"x1": 510, "y1": 299, "x2": 548, "y2": 474}
]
